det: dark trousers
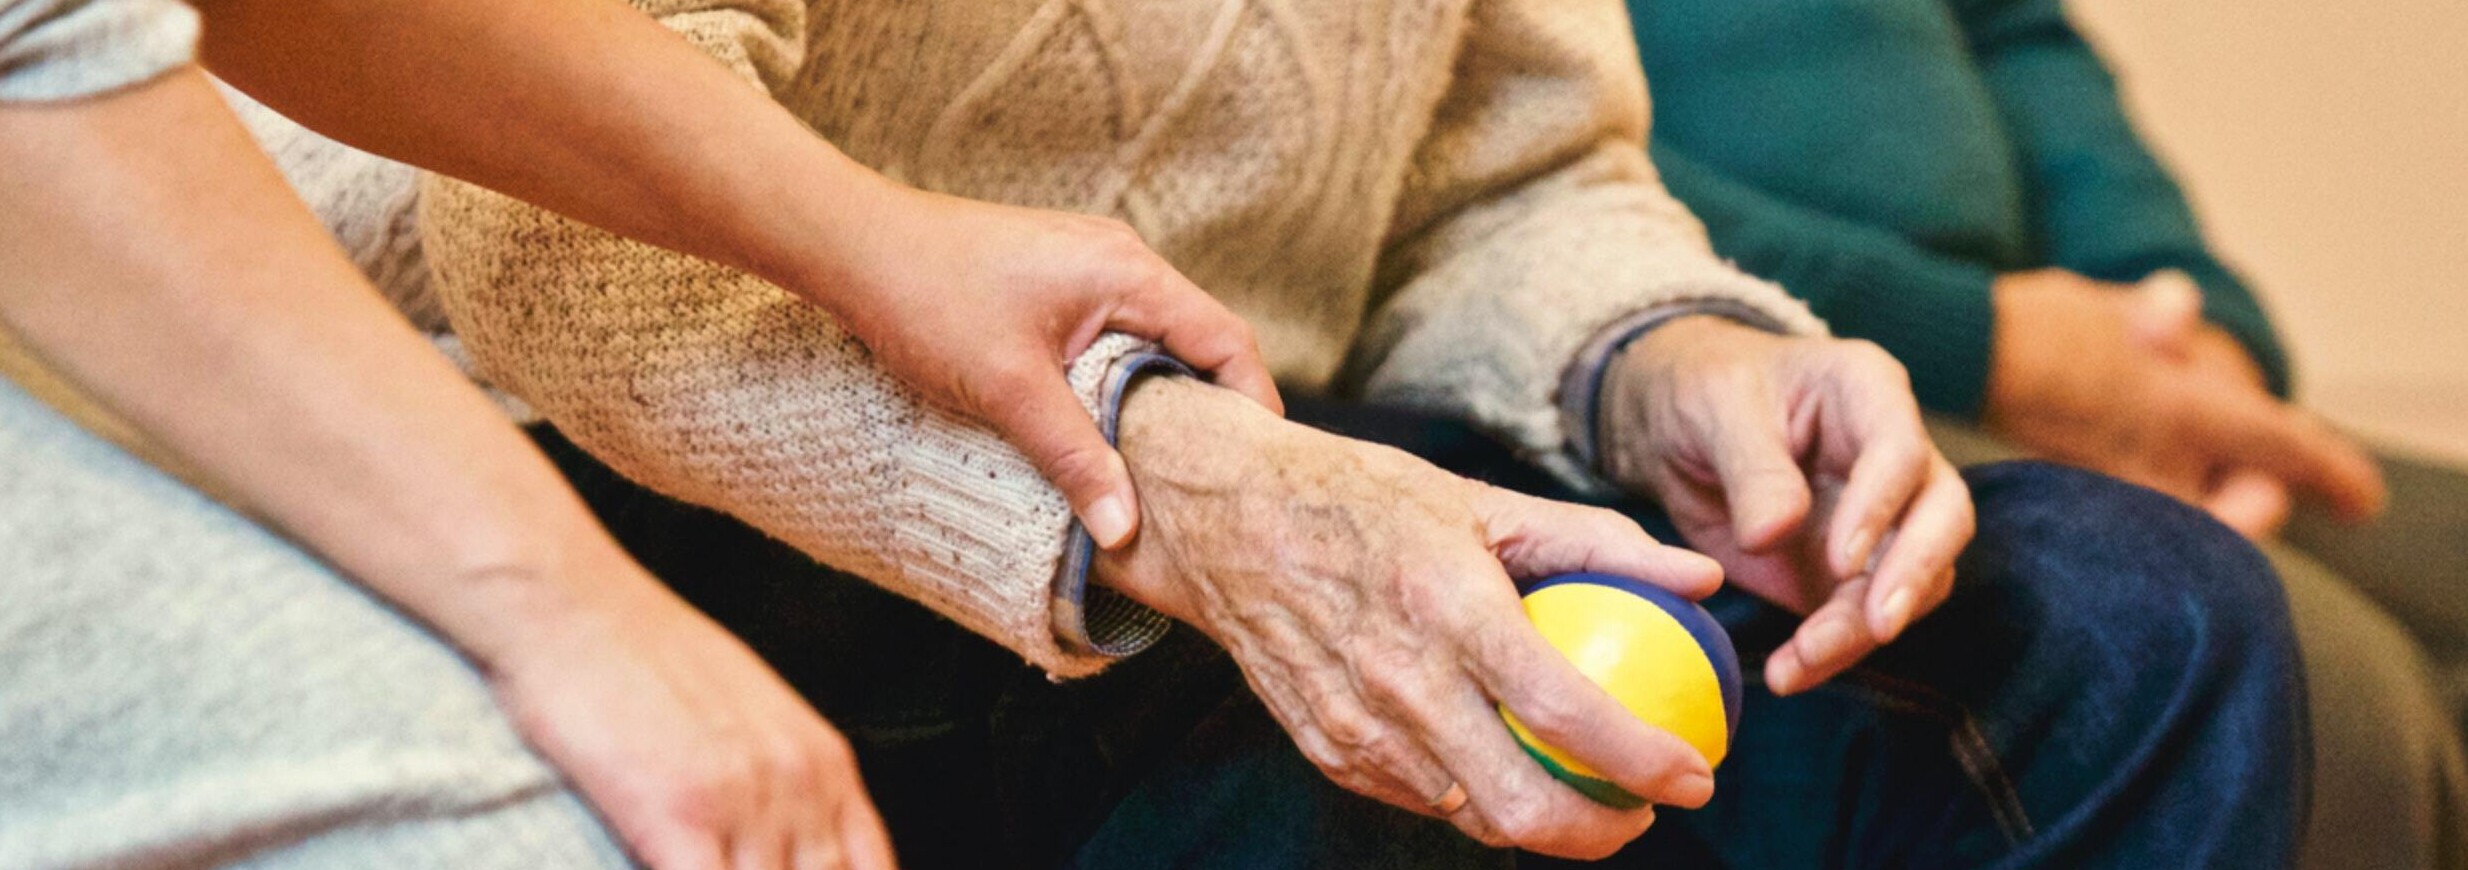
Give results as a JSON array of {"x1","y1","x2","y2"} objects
[{"x1": 531, "y1": 397, "x2": 2306, "y2": 869}]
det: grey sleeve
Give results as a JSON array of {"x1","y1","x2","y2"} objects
[{"x1": 0, "y1": 0, "x2": 198, "y2": 102}]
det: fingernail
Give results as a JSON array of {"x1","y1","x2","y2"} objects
[
  {"x1": 1765, "y1": 654, "x2": 1803, "y2": 696},
  {"x1": 1675, "y1": 771, "x2": 1716, "y2": 807},
  {"x1": 1839, "y1": 527, "x2": 1877, "y2": 576},
  {"x1": 1877, "y1": 589, "x2": 1916, "y2": 641},
  {"x1": 1085, "y1": 495, "x2": 1134, "y2": 549}
]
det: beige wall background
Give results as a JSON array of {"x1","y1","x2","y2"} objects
[{"x1": 2067, "y1": 0, "x2": 2468, "y2": 463}]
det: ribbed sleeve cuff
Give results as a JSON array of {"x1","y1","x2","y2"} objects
[
  {"x1": 1819, "y1": 249, "x2": 2000, "y2": 417},
  {"x1": 1048, "y1": 351, "x2": 1190, "y2": 660},
  {"x1": 0, "y1": 0, "x2": 197, "y2": 102}
]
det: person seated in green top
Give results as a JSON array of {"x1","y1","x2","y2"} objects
[{"x1": 1624, "y1": 0, "x2": 2467, "y2": 865}]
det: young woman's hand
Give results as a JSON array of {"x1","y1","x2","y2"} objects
[
  {"x1": 481, "y1": 559, "x2": 896, "y2": 870},
  {"x1": 797, "y1": 186, "x2": 1283, "y2": 549},
  {"x1": 0, "y1": 68, "x2": 896, "y2": 870}
]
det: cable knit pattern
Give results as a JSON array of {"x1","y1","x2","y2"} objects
[{"x1": 420, "y1": 0, "x2": 1822, "y2": 677}]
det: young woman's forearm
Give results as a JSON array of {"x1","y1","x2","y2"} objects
[
  {"x1": 192, "y1": 0, "x2": 885, "y2": 306},
  {"x1": 0, "y1": 69, "x2": 639, "y2": 665}
]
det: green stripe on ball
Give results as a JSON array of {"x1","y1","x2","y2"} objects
[{"x1": 1515, "y1": 734, "x2": 1645, "y2": 809}]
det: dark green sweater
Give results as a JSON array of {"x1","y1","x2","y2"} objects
[{"x1": 1628, "y1": 0, "x2": 2289, "y2": 415}]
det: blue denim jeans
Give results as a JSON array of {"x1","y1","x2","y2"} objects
[{"x1": 532, "y1": 397, "x2": 2307, "y2": 869}]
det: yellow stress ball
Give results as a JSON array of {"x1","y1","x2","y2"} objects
[{"x1": 1501, "y1": 572, "x2": 1742, "y2": 808}]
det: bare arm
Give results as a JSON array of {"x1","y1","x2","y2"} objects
[
  {"x1": 193, "y1": 0, "x2": 1276, "y2": 543},
  {"x1": 0, "y1": 69, "x2": 603, "y2": 651},
  {"x1": 193, "y1": 0, "x2": 860, "y2": 299},
  {"x1": 0, "y1": 68, "x2": 890, "y2": 870}
]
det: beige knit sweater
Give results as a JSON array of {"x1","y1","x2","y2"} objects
[{"x1": 420, "y1": 0, "x2": 1824, "y2": 678}]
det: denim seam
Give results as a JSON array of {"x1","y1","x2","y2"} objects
[{"x1": 1824, "y1": 667, "x2": 2039, "y2": 846}]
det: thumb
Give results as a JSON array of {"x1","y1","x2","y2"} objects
[
  {"x1": 2130, "y1": 270, "x2": 2204, "y2": 354},
  {"x1": 981, "y1": 375, "x2": 1143, "y2": 549}
]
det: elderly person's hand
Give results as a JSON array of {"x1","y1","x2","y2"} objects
[
  {"x1": 1092, "y1": 377, "x2": 1722, "y2": 860},
  {"x1": 1597, "y1": 316, "x2": 1974, "y2": 696},
  {"x1": 1986, "y1": 269, "x2": 2384, "y2": 538}
]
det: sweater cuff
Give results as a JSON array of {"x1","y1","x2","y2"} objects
[
  {"x1": 1558, "y1": 299, "x2": 1793, "y2": 477},
  {"x1": 1049, "y1": 351, "x2": 1190, "y2": 659}
]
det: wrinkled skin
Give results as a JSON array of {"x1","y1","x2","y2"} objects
[
  {"x1": 1096, "y1": 377, "x2": 1724, "y2": 859},
  {"x1": 1598, "y1": 316, "x2": 1973, "y2": 696}
]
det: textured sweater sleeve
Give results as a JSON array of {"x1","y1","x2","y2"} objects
[
  {"x1": 1344, "y1": 0, "x2": 1824, "y2": 487},
  {"x1": 1956, "y1": 0, "x2": 2291, "y2": 396},
  {"x1": 0, "y1": 0, "x2": 195, "y2": 102},
  {"x1": 418, "y1": 0, "x2": 1162, "y2": 679},
  {"x1": 1650, "y1": 141, "x2": 2003, "y2": 416}
]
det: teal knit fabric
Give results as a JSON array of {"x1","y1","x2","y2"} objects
[{"x1": 1629, "y1": 0, "x2": 2290, "y2": 415}]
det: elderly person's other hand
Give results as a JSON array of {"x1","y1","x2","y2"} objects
[
  {"x1": 1986, "y1": 269, "x2": 2385, "y2": 538},
  {"x1": 1597, "y1": 317, "x2": 1974, "y2": 696},
  {"x1": 1092, "y1": 377, "x2": 1722, "y2": 860}
]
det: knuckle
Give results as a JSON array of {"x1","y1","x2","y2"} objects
[
  {"x1": 1354, "y1": 730, "x2": 1418, "y2": 773},
  {"x1": 1832, "y1": 339, "x2": 1910, "y2": 385},
  {"x1": 1044, "y1": 442, "x2": 1116, "y2": 487},
  {"x1": 1317, "y1": 705, "x2": 1381, "y2": 751},
  {"x1": 1086, "y1": 220, "x2": 1160, "y2": 269},
  {"x1": 1844, "y1": 338, "x2": 1898, "y2": 369},
  {"x1": 769, "y1": 741, "x2": 819, "y2": 783},
  {"x1": 813, "y1": 729, "x2": 858, "y2": 770},
  {"x1": 1354, "y1": 651, "x2": 1429, "y2": 707},
  {"x1": 1088, "y1": 215, "x2": 1141, "y2": 240},
  {"x1": 1297, "y1": 740, "x2": 1351, "y2": 778},
  {"x1": 664, "y1": 763, "x2": 746, "y2": 826},
  {"x1": 1119, "y1": 253, "x2": 1173, "y2": 292}
]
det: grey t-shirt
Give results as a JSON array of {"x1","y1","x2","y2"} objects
[{"x1": 0, "y1": 0, "x2": 197, "y2": 102}]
